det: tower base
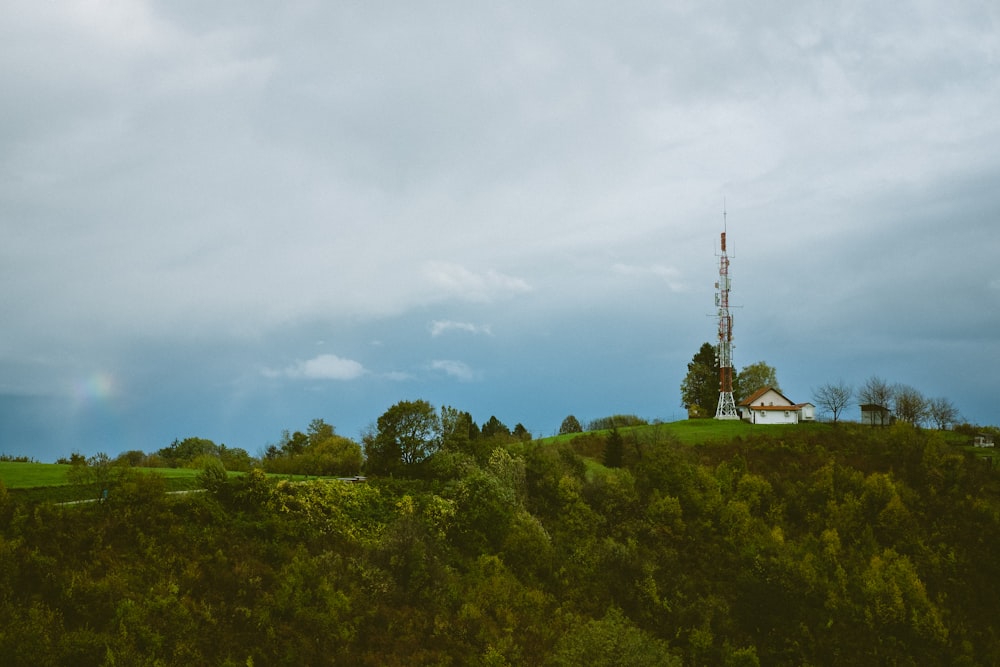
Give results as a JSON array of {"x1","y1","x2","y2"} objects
[{"x1": 715, "y1": 391, "x2": 739, "y2": 420}]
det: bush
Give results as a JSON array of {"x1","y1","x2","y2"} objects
[{"x1": 588, "y1": 415, "x2": 648, "y2": 431}]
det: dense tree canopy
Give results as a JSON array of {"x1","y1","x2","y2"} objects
[
  {"x1": 680, "y1": 342, "x2": 719, "y2": 417},
  {"x1": 364, "y1": 399, "x2": 441, "y2": 474},
  {"x1": 733, "y1": 360, "x2": 779, "y2": 401},
  {"x1": 2, "y1": 420, "x2": 1000, "y2": 664},
  {"x1": 263, "y1": 418, "x2": 362, "y2": 476}
]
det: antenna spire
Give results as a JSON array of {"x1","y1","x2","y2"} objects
[{"x1": 715, "y1": 206, "x2": 738, "y2": 420}]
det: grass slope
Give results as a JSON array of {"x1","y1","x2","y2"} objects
[{"x1": 540, "y1": 418, "x2": 832, "y2": 447}]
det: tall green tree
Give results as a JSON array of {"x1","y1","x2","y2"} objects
[
  {"x1": 603, "y1": 429, "x2": 624, "y2": 468},
  {"x1": 364, "y1": 399, "x2": 440, "y2": 475},
  {"x1": 733, "y1": 361, "x2": 779, "y2": 402},
  {"x1": 680, "y1": 342, "x2": 719, "y2": 417},
  {"x1": 481, "y1": 415, "x2": 511, "y2": 439}
]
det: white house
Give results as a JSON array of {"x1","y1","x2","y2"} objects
[{"x1": 738, "y1": 387, "x2": 816, "y2": 425}]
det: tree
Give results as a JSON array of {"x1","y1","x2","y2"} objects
[
  {"x1": 734, "y1": 361, "x2": 779, "y2": 402},
  {"x1": 307, "y1": 418, "x2": 336, "y2": 445},
  {"x1": 680, "y1": 342, "x2": 719, "y2": 417},
  {"x1": 859, "y1": 376, "x2": 894, "y2": 426},
  {"x1": 305, "y1": 435, "x2": 363, "y2": 476},
  {"x1": 604, "y1": 428, "x2": 624, "y2": 468},
  {"x1": 363, "y1": 399, "x2": 440, "y2": 475},
  {"x1": 893, "y1": 384, "x2": 929, "y2": 426},
  {"x1": 813, "y1": 380, "x2": 854, "y2": 423},
  {"x1": 218, "y1": 445, "x2": 255, "y2": 472},
  {"x1": 549, "y1": 607, "x2": 680, "y2": 667},
  {"x1": 927, "y1": 397, "x2": 959, "y2": 430},
  {"x1": 157, "y1": 437, "x2": 219, "y2": 467},
  {"x1": 481, "y1": 416, "x2": 511, "y2": 439},
  {"x1": 559, "y1": 415, "x2": 583, "y2": 435}
]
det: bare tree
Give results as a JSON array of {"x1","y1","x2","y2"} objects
[
  {"x1": 893, "y1": 384, "x2": 929, "y2": 426},
  {"x1": 858, "y1": 376, "x2": 894, "y2": 426},
  {"x1": 813, "y1": 380, "x2": 854, "y2": 423},
  {"x1": 927, "y1": 396, "x2": 960, "y2": 430}
]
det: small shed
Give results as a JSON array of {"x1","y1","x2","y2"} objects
[
  {"x1": 973, "y1": 434, "x2": 995, "y2": 448},
  {"x1": 860, "y1": 403, "x2": 891, "y2": 427}
]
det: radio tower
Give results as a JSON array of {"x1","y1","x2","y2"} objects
[{"x1": 715, "y1": 207, "x2": 739, "y2": 419}]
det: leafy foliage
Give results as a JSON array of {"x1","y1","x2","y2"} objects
[
  {"x1": 587, "y1": 414, "x2": 648, "y2": 430},
  {"x1": 364, "y1": 400, "x2": 441, "y2": 475},
  {"x1": 733, "y1": 360, "x2": 779, "y2": 402},
  {"x1": 680, "y1": 342, "x2": 719, "y2": 416},
  {"x1": 264, "y1": 419, "x2": 362, "y2": 476},
  {"x1": 2, "y1": 422, "x2": 1000, "y2": 665},
  {"x1": 559, "y1": 415, "x2": 582, "y2": 435}
]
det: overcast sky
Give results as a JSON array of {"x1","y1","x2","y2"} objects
[{"x1": 2, "y1": 1, "x2": 999, "y2": 461}]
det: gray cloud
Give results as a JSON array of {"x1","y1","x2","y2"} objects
[{"x1": 2, "y1": 1, "x2": 999, "y2": 459}]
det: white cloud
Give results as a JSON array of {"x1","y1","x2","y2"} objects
[
  {"x1": 423, "y1": 262, "x2": 532, "y2": 302},
  {"x1": 268, "y1": 354, "x2": 366, "y2": 381},
  {"x1": 430, "y1": 359, "x2": 477, "y2": 382},
  {"x1": 429, "y1": 320, "x2": 494, "y2": 337}
]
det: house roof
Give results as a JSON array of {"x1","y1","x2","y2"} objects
[{"x1": 738, "y1": 386, "x2": 796, "y2": 407}]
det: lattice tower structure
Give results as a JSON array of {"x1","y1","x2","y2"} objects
[{"x1": 715, "y1": 227, "x2": 739, "y2": 419}]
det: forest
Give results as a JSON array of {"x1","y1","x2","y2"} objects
[{"x1": 1, "y1": 414, "x2": 999, "y2": 666}]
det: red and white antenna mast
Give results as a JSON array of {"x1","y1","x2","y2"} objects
[{"x1": 715, "y1": 205, "x2": 739, "y2": 419}]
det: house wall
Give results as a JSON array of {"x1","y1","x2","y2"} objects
[
  {"x1": 861, "y1": 407, "x2": 890, "y2": 426},
  {"x1": 799, "y1": 404, "x2": 815, "y2": 421},
  {"x1": 748, "y1": 408, "x2": 799, "y2": 425}
]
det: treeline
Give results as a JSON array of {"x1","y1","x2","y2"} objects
[
  {"x1": 54, "y1": 406, "x2": 534, "y2": 480},
  {"x1": 2, "y1": 420, "x2": 999, "y2": 664}
]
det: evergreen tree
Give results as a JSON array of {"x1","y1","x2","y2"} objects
[
  {"x1": 680, "y1": 342, "x2": 719, "y2": 417},
  {"x1": 604, "y1": 428, "x2": 624, "y2": 468}
]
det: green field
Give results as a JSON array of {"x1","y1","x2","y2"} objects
[
  {"x1": 0, "y1": 462, "x2": 354, "y2": 504},
  {"x1": 540, "y1": 418, "x2": 833, "y2": 446},
  {"x1": 0, "y1": 462, "x2": 206, "y2": 489},
  {"x1": 0, "y1": 463, "x2": 205, "y2": 503}
]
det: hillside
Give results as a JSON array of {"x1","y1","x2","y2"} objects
[{"x1": 1, "y1": 422, "x2": 998, "y2": 665}]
